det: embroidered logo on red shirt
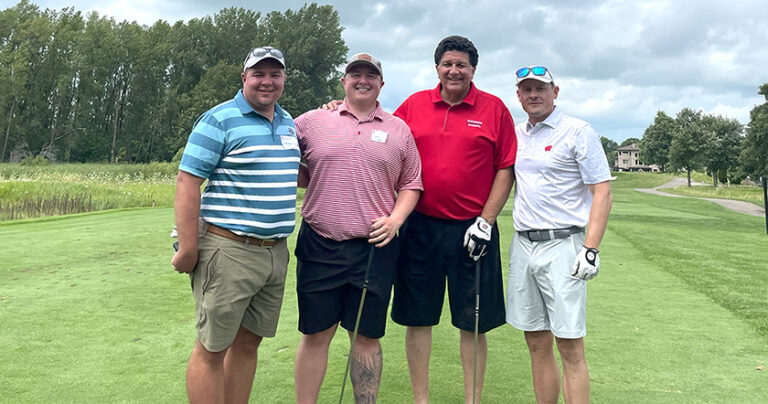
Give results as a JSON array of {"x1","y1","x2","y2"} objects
[
  {"x1": 467, "y1": 119, "x2": 483, "y2": 128},
  {"x1": 544, "y1": 145, "x2": 552, "y2": 152}
]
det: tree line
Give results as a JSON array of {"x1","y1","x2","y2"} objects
[
  {"x1": 601, "y1": 83, "x2": 768, "y2": 187},
  {"x1": 0, "y1": 1, "x2": 348, "y2": 163}
]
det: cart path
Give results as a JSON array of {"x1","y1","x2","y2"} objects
[{"x1": 635, "y1": 178, "x2": 765, "y2": 217}]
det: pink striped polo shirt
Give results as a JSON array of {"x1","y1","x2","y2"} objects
[{"x1": 295, "y1": 101, "x2": 423, "y2": 241}]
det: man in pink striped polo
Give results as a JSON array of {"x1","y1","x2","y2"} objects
[{"x1": 293, "y1": 52, "x2": 423, "y2": 403}]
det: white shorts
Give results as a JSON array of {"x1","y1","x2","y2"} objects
[{"x1": 506, "y1": 231, "x2": 587, "y2": 339}]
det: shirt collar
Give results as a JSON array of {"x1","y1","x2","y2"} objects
[
  {"x1": 525, "y1": 106, "x2": 563, "y2": 132},
  {"x1": 338, "y1": 100, "x2": 385, "y2": 122},
  {"x1": 428, "y1": 82, "x2": 478, "y2": 106},
  {"x1": 234, "y1": 89, "x2": 287, "y2": 121}
]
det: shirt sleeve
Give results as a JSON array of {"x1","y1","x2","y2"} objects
[
  {"x1": 178, "y1": 111, "x2": 226, "y2": 179},
  {"x1": 396, "y1": 125, "x2": 424, "y2": 192},
  {"x1": 394, "y1": 98, "x2": 409, "y2": 122},
  {"x1": 493, "y1": 105, "x2": 517, "y2": 170},
  {"x1": 574, "y1": 124, "x2": 612, "y2": 184},
  {"x1": 294, "y1": 112, "x2": 308, "y2": 153}
]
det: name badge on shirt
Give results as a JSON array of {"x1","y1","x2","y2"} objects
[
  {"x1": 371, "y1": 130, "x2": 388, "y2": 143},
  {"x1": 281, "y1": 135, "x2": 299, "y2": 150}
]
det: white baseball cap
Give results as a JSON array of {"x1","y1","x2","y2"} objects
[
  {"x1": 515, "y1": 66, "x2": 554, "y2": 85},
  {"x1": 243, "y1": 46, "x2": 285, "y2": 71}
]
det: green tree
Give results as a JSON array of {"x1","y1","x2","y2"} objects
[
  {"x1": 600, "y1": 136, "x2": 618, "y2": 168},
  {"x1": 669, "y1": 108, "x2": 714, "y2": 187},
  {"x1": 641, "y1": 111, "x2": 675, "y2": 171},
  {"x1": 259, "y1": 3, "x2": 348, "y2": 115},
  {"x1": 740, "y1": 83, "x2": 768, "y2": 180},
  {"x1": 620, "y1": 137, "x2": 641, "y2": 147},
  {"x1": 0, "y1": 2, "x2": 348, "y2": 163},
  {"x1": 0, "y1": 1, "x2": 37, "y2": 160},
  {"x1": 701, "y1": 114, "x2": 743, "y2": 187}
]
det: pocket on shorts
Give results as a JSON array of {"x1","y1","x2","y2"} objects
[{"x1": 202, "y1": 249, "x2": 220, "y2": 295}]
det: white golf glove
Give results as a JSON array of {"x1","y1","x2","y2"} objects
[
  {"x1": 463, "y1": 216, "x2": 492, "y2": 261},
  {"x1": 571, "y1": 246, "x2": 600, "y2": 280}
]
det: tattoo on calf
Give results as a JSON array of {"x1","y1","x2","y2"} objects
[{"x1": 350, "y1": 345, "x2": 383, "y2": 404}]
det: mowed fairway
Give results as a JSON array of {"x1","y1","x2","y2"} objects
[{"x1": 1, "y1": 173, "x2": 767, "y2": 403}]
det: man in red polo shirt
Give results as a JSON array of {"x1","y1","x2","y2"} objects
[
  {"x1": 390, "y1": 35, "x2": 517, "y2": 404},
  {"x1": 293, "y1": 52, "x2": 423, "y2": 404}
]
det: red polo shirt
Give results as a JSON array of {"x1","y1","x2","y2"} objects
[{"x1": 394, "y1": 83, "x2": 516, "y2": 220}]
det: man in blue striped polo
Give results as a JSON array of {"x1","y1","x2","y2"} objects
[{"x1": 172, "y1": 46, "x2": 300, "y2": 403}]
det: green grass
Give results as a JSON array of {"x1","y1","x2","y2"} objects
[
  {"x1": 2, "y1": 172, "x2": 768, "y2": 402},
  {"x1": 0, "y1": 163, "x2": 177, "y2": 221},
  {"x1": 663, "y1": 184, "x2": 765, "y2": 206}
]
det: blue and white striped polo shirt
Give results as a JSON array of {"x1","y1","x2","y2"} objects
[{"x1": 179, "y1": 89, "x2": 300, "y2": 239}]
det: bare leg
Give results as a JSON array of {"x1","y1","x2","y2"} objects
[
  {"x1": 460, "y1": 329, "x2": 487, "y2": 404},
  {"x1": 405, "y1": 326, "x2": 432, "y2": 404},
  {"x1": 223, "y1": 327, "x2": 263, "y2": 404},
  {"x1": 295, "y1": 324, "x2": 338, "y2": 404},
  {"x1": 187, "y1": 340, "x2": 227, "y2": 404},
  {"x1": 349, "y1": 333, "x2": 383, "y2": 404},
  {"x1": 524, "y1": 331, "x2": 560, "y2": 404},
  {"x1": 555, "y1": 337, "x2": 589, "y2": 404}
]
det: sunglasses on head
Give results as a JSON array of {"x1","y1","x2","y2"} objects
[
  {"x1": 516, "y1": 66, "x2": 548, "y2": 78},
  {"x1": 250, "y1": 47, "x2": 284, "y2": 59}
]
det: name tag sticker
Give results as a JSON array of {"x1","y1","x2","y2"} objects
[
  {"x1": 371, "y1": 130, "x2": 388, "y2": 143},
  {"x1": 281, "y1": 135, "x2": 299, "y2": 150}
]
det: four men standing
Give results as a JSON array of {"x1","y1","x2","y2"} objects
[{"x1": 173, "y1": 38, "x2": 611, "y2": 403}]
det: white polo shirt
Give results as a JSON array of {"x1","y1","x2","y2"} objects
[{"x1": 512, "y1": 107, "x2": 611, "y2": 231}]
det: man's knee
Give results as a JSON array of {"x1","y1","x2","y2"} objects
[
  {"x1": 351, "y1": 334, "x2": 381, "y2": 354},
  {"x1": 231, "y1": 328, "x2": 263, "y2": 355},
  {"x1": 302, "y1": 324, "x2": 337, "y2": 347},
  {"x1": 191, "y1": 340, "x2": 227, "y2": 367},
  {"x1": 555, "y1": 337, "x2": 586, "y2": 364},
  {"x1": 525, "y1": 331, "x2": 554, "y2": 353}
]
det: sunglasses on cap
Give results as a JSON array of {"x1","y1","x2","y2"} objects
[
  {"x1": 250, "y1": 46, "x2": 284, "y2": 59},
  {"x1": 516, "y1": 66, "x2": 549, "y2": 79}
]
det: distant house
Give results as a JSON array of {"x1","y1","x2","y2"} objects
[{"x1": 614, "y1": 143, "x2": 661, "y2": 172}]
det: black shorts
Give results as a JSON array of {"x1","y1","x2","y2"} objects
[
  {"x1": 391, "y1": 211, "x2": 506, "y2": 334},
  {"x1": 294, "y1": 221, "x2": 398, "y2": 338}
]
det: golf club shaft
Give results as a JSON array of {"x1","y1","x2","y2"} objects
[
  {"x1": 473, "y1": 257, "x2": 481, "y2": 404},
  {"x1": 338, "y1": 244, "x2": 376, "y2": 404}
]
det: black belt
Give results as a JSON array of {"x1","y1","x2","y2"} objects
[{"x1": 519, "y1": 226, "x2": 584, "y2": 242}]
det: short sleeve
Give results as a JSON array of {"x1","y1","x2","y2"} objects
[
  {"x1": 574, "y1": 125, "x2": 612, "y2": 184},
  {"x1": 178, "y1": 111, "x2": 227, "y2": 179},
  {"x1": 493, "y1": 105, "x2": 517, "y2": 170}
]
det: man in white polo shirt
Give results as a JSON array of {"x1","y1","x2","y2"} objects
[
  {"x1": 507, "y1": 65, "x2": 612, "y2": 404},
  {"x1": 293, "y1": 52, "x2": 423, "y2": 403}
]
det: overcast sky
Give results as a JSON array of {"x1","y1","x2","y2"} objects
[{"x1": 20, "y1": 0, "x2": 768, "y2": 142}]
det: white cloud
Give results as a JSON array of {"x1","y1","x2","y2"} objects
[{"x1": 26, "y1": 0, "x2": 768, "y2": 141}]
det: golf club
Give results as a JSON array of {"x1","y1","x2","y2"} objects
[
  {"x1": 338, "y1": 244, "x2": 376, "y2": 404},
  {"x1": 472, "y1": 257, "x2": 481, "y2": 404}
]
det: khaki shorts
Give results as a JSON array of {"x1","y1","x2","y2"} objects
[
  {"x1": 191, "y1": 222, "x2": 289, "y2": 352},
  {"x1": 506, "y1": 231, "x2": 587, "y2": 339}
]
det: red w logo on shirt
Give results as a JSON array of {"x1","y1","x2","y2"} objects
[{"x1": 545, "y1": 145, "x2": 552, "y2": 152}]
